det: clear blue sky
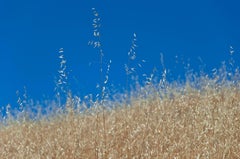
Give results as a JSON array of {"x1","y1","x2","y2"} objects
[{"x1": 0, "y1": 0, "x2": 240, "y2": 107}]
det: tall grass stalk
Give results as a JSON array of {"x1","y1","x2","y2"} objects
[
  {"x1": 125, "y1": 33, "x2": 137, "y2": 92},
  {"x1": 55, "y1": 48, "x2": 69, "y2": 108},
  {"x1": 89, "y1": 8, "x2": 110, "y2": 158}
]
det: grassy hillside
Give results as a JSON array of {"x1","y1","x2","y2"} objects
[
  {"x1": 1, "y1": 8, "x2": 240, "y2": 159},
  {"x1": 0, "y1": 79, "x2": 240, "y2": 158}
]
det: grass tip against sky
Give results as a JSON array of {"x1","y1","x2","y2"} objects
[{"x1": 0, "y1": 0, "x2": 240, "y2": 107}]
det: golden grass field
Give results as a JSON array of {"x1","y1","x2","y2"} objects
[
  {"x1": 1, "y1": 83, "x2": 240, "y2": 159},
  {"x1": 1, "y1": 6, "x2": 240, "y2": 159}
]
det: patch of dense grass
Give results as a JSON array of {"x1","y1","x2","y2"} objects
[{"x1": 0, "y1": 80, "x2": 240, "y2": 158}]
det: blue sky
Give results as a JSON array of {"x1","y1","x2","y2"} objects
[{"x1": 0, "y1": 0, "x2": 240, "y2": 107}]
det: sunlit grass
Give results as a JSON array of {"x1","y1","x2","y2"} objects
[
  {"x1": 1, "y1": 8, "x2": 240, "y2": 159},
  {"x1": 1, "y1": 73, "x2": 240, "y2": 158}
]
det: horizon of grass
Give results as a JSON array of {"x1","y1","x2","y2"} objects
[
  {"x1": 0, "y1": 8, "x2": 240, "y2": 158},
  {"x1": 0, "y1": 71, "x2": 240, "y2": 158}
]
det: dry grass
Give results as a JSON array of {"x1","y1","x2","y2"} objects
[
  {"x1": 1, "y1": 7, "x2": 239, "y2": 159},
  {"x1": 1, "y1": 83, "x2": 240, "y2": 159}
]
